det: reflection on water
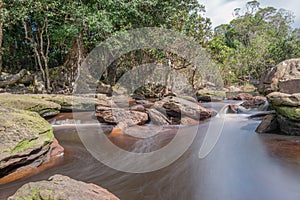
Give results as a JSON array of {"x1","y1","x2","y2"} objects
[{"x1": 1, "y1": 107, "x2": 300, "y2": 199}]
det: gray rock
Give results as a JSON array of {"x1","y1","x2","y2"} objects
[
  {"x1": 259, "y1": 58, "x2": 300, "y2": 94},
  {"x1": 256, "y1": 114, "x2": 279, "y2": 134}
]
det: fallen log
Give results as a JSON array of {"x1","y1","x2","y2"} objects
[{"x1": 0, "y1": 69, "x2": 27, "y2": 87}]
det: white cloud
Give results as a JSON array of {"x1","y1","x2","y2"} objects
[{"x1": 199, "y1": 0, "x2": 300, "y2": 28}]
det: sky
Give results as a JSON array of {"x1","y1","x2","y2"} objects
[{"x1": 199, "y1": 0, "x2": 300, "y2": 28}]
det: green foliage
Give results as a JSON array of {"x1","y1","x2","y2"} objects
[{"x1": 208, "y1": 0, "x2": 300, "y2": 86}]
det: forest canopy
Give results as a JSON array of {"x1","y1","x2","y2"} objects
[{"x1": 0, "y1": 0, "x2": 299, "y2": 92}]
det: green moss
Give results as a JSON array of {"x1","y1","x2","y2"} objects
[
  {"x1": 11, "y1": 139, "x2": 37, "y2": 153},
  {"x1": 275, "y1": 106, "x2": 300, "y2": 121}
]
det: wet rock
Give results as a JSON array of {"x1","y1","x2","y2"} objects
[
  {"x1": 228, "y1": 93, "x2": 267, "y2": 109},
  {"x1": 180, "y1": 117, "x2": 199, "y2": 125},
  {"x1": 0, "y1": 108, "x2": 61, "y2": 178},
  {"x1": 8, "y1": 174, "x2": 120, "y2": 200},
  {"x1": 259, "y1": 58, "x2": 300, "y2": 94},
  {"x1": 277, "y1": 114, "x2": 300, "y2": 136},
  {"x1": 147, "y1": 109, "x2": 171, "y2": 125},
  {"x1": 256, "y1": 114, "x2": 279, "y2": 133},
  {"x1": 153, "y1": 96, "x2": 215, "y2": 120},
  {"x1": 274, "y1": 106, "x2": 300, "y2": 121},
  {"x1": 265, "y1": 92, "x2": 300, "y2": 135},
  {"x1": 95, "y1": 107, "x2": 148, "y2": 128}
]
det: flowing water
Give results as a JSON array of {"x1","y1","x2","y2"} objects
[{"x1": 1, "y1": 103, "x2": 300, "y2": 200}]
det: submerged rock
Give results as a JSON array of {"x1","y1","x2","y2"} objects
[{"x1": 8, "y1": 174, "x2": 120, "y2": 200}]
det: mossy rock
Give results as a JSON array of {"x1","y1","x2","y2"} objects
[
  {"x1": 0, "y1": 94, "x2": 61, "y2": 117},
  {"x1": 196, "y1": 89, "x2": 226, "y2": 102},
  {"x1": 0, "y1": 107, "x2": 53, "y2": 161},
  {"x1": 275, "y1": 106, "x2": 300, "y2": 121},
  {"x1": 34, "y1": 94, "x2": 110, "y2": 111},
  {"x1": 8, "y1": 174, "x2": 120, "y2": 200}
]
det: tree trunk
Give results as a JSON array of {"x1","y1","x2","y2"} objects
[{"x1": 0, "y1": 69, "x2": 27, "y2": 87}]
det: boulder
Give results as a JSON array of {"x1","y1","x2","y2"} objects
[
  {"x1": 8, "y1": 174, "x2": 119, "y2": 200},
  {"x1": 0, "y1": 94, "x2": 61, "y2": 118},
  {"x1": 259, "y1": 58, "x2": 300, "y2": 94},
  {"x1": 257, "y1": 92, "x2": 300, "y2": 135},
  {"x1": 228, "y1": 93, "x2": 267, "y2": 109},
  {"x1": 153, "y1": 96, "x2": 215, "y2": 120},
  {"x1": 95, "y1": 107, "x2": 148, "y2": 128},
  {"x1": 267, "y1": 92, "x2": 300, "y2": 107},
  {"x1": 277, "y1": 114, "x2": 300, "y2": 136},
  {"x1": 136, "y1": 100, "x2": 155, "y2": 108},
  {"x1": 97, "y1": 81, "x2": 112, "y2": 95},
  {"x1": 256, "y1": 114, "x2": 279, "y2": 133},
  {"x1": 195, "y1": 89, "x2": 225, "y2": 102},
  {"x1": 37, "y1": 94, "x2": 110, "y2": 112},
  {"x1": 0, "y1": 108, "x2": 62, "y2": 178},
  {"x1": 147, "y1": 109, "x2": 171, "y2": 125}
]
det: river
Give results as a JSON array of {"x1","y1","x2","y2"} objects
[{"x1": 1, "y1": 103, "x2": 300, "y2": 200}]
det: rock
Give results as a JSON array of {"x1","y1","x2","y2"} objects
[
  {"x1": 130, "y1": 104, "x2": 145, "y2": 112},
  {"x1": 241, "y1": 96, "x2": 267, "y2": 109},
  {"x1": 37, "y1": 94, "x2": 109, "y2": 112},
  {"x1": 228, "y1": 93, "x2": 253, "y2": 101},
  {"x1": 97, "y1": 81, "x2": 112, "y2": 95},
  {"x1": 228, "y1": 104, "x2": 238, "y2": 113},
  {"x1": 95, "y1": 107, "x2": 148, "y2": 128},
  {"x1": 196, "y1": 89, "x2": 225, "y2": 102},
  {"x1": 259, "y1": 58, "x2": 300, "y2": 94},
  {"x1": 147, "y1": 109, "x2": 171, "y2": 125},
  {"x1": 266, "y1": 92, "x2": 300, "y2": 135},
  {"x1": 267, "y1": 92, "x2": 300, "y2": 107},
  {"x1": 277, "y1": 114, "x2": 300, "y2": 136},
  {"x1": 180, "y1": 117, "x2": 199, "y2": 125},
  {"x1": 0, "y1": 94, "x2": 61, "y2": 118},
  {"x1": 249, "y1": 111, "x2": 276, "y2": 119},
  {"x1": 131, "y1": 93, "x2": 146, "y2": 100},
  {"x1": 274, "y1": 106, "x2": 300, "y2": 121},
  {"x1": 228, "y1": 93, "x2": 267, "y2": 109},
  {"x1": 256, "y1": 114, "x2": 279, "y2": 133},
  {"x1": 8, "y1": 174, "x2": 120, "y2": 200},
  {"x1": 0, "y1": 108, "x2": 58, "y2": 178},
  {"x1": 153, "y1": 96, "x2": 215, "y2": 120},
  {"x1": 136, "y1": 100, "x2": 155, "y2": 108}
]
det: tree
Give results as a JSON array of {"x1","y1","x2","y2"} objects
[{"x1": 208, "y1": 0, "x2": 300, "y2": 85}]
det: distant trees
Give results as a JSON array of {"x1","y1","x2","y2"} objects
[{"x1": 208, "y1": 0, "x2": 300, "y2": 85}]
